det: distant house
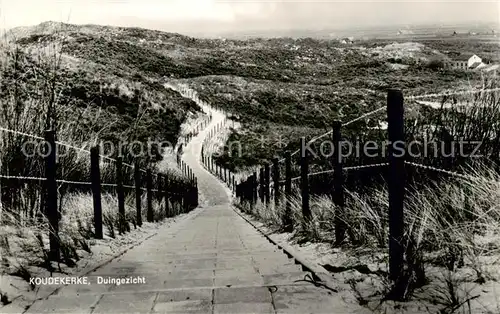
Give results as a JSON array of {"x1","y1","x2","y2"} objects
[
  {"x1": 340, "y1": 37, "x2": 354, "y2": 44},
  {"x1": 444, "y1": 54, "x2": 482, "y2": 70}
]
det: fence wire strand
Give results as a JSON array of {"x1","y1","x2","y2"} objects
[
  {"x1": 268, "y1": 87, "x2": 500, "y2": 167},
  {"x1": 406, "y1": 87, "x2": 500, "y2": 100},
  {"x1": 276, "y1": 105, "x2": 387, "y2": 164},
  {"x1": 404, "y1": 161, "x2": 499, "y2": 184},
  {"x1": 57, "y1": 179, "x2": 92, "y2": 186},
  {"x1": 344, "y1": 162, "x2": 389, "y2": 171},
  {"x1": 0, "y1": 175, "x2": 46, "y2": 181},
  {"x1": 308, "y1": 169, "x2": 335, "y2": 177},
  {"x1": 0, "y1": 127, "x2": 45, "y2": 141},
  {"x1": 343, "y1": 106, "x2": 386, "y2": 127},
  {"x1": 0, "y1": 126, "x2": 164, "y2": 177}
]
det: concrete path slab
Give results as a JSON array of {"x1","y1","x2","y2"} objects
[{"x1": 214, "y1": 302, "x2": 274, "y2": 314}]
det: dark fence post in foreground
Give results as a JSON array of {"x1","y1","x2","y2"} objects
[
  {"x1": 45, "y1": 130, "x2": 59, "y2": 260},
  {"x1": 284, "y1": 151, "x2": 293, "y2": 231},
  {"x1": 90, "y1": 146, "x2": 103, "y2": 239},
  {"x1": 332, "y1": 121, "x2": 346, "y2": 246},
  {"x1": 387, "y1": 89, "x2": 405, "y2": 281},
  {"x1": 272, "y1": 158, "x2": 280, "y2": 208},
  {"x1": 116, "y1": 157, "x2": 126, "y2": 234},
  {"x1": 264, "y1": 163, "x2": 270, "y2": 206},
  {"x1": 300, "y1": 137, "x2": 311, "y2": 223},
  {"x1": 134, "y1": 163, "x2": 142, "y2": 227},
  {"x1": 146, "y1": 169, "x2": 154, "y2": 222}
]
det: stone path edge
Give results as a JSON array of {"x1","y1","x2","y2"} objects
[
  {"x1": 231, "y1": 205, "x2": 341, "y2": 294},
  {"x1": 19, "y1": 209, "x2": 204, "y2": 314}
]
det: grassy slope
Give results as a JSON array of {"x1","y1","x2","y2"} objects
[
  {"x1": 180, "y1": 40, "x2": 484, "y2": 169},
  {"x1": 6, "y1": 23, "x2": 208, "y2": 166}
]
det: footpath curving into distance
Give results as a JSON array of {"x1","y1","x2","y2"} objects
[{"x1": 19, "y1": 83, "x2": 369, "y2": 314}]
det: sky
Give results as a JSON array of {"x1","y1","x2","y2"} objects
[{"x1": 0, "y1": 0, "x2": 498, "y2": 36}]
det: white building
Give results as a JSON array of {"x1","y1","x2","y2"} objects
[
  {"x1": 467, "y1": 54, "x2": 482, "y2": 68},
  {"x1": 444, "y1": 54, "x2": 482, "y2": 70}
]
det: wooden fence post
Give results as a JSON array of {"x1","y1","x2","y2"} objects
[
  {"x1": 183, "y1": 181, "x2": 189, "y2": 213},
  {"x1": 245, "y1": 179, "x2": 249, "y2": 205},
  {"x1": 164, "y1": 176, "x2": 170, "y2": 217},
  {"x1": 249, "y1": 176, "x2": 254, "y2": 209},
  {"x1": 387, "y1": 89, "x2": 405, "y2": 281},
  {"x1": 272, "y1": 158, "x2": 280, "y2": 208},
  {"x1": 259, "y1": 167, "x2": 265, "y2": 204},
  {"x1": 116, "y1": 157, "x2": 126, "y2": 234},
  {"x1": 332, "y1": 121, "x2": 345, "y2": 246},
  {"x1": 157, "y1": 174, "x2": 163, "y2": 220},
  {"x1": 45, "y1": 130, "x2": 59, "y2": 260},
  {"x1": 240, "y1": 178, "x2": 248, "y2": 205},
  {"x1": 134, "y1": 163, "x2": 142, "y2": 227},
  {"x1": 284, "y1": 151, "x2": 293, "y2": 231},
  {"x1": 90, "y1": 146, "x2": 103, "y2": 239},
  {"x1": 264, "y1": 163, "x2": 270, "y2": 205},
  {"x1": 300, "y1": 137, "x2": 311, "y2": 223},
  {"x1": 252, "y1": 172, "x2": 258, "y2": 208},
  {"x1": 146, "y1": 169, "x2": 154, "y2": 222},
  {"x1": 171, "y1": 178, "x2": 178, "y2": 215},
  {"x1": 194, "y1": 178, "x2": 199, "y2": 207},
  {"x1": 240, "y1": 180, "x2": 245, "y2": 204}
]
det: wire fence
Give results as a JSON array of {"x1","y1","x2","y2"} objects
[
  {"x1": 0, "y1": 122, "x2": 199, "y2": 261},
  {"x1": 231, "y1": 86, "x2": 500, "y2": 282},
  {"x1": 176, "y1": 83, "x2": 500, "y2": 284}
]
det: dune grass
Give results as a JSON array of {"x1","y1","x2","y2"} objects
[
  {"x1": 237, "y1": 164, "x2": 500, "y2": 312},
  {"x1": 0, "y1": 25, "x2": 199, "y2": 303}
]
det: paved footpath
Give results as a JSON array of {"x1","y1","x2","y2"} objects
[{"x1": 24, "y1": 103, "x2": 367, "y2": 314}]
